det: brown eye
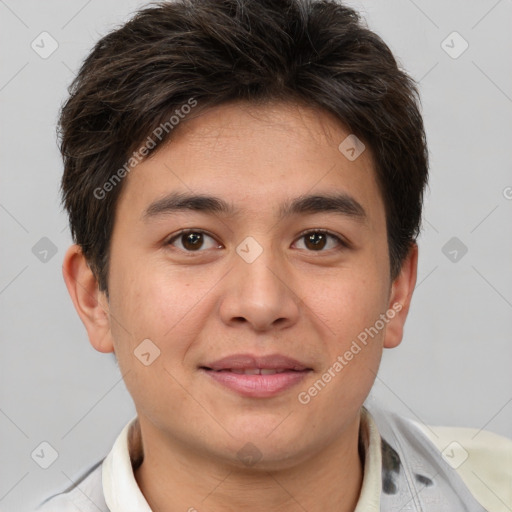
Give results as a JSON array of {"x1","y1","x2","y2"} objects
[
  {"x1": 167, "y1": 230, "x2": 220, "y2": 252},
  {"x1": 304, "y1": 232, "x2": 328, "y2": 250},
  {"x1": 181, "y1": 232, "x2": 203, "y2": 250},
  {"x1": 295, "y1": 230, "x2": 346, "y2": 251}
]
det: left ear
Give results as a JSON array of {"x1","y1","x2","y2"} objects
[{"x1": 383, "y1": 242, "x2": 418, "y2": 349}]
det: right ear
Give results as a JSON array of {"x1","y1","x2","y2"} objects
[{"x1": 62, "y1": 244, "x2": 114, "y2": 353}]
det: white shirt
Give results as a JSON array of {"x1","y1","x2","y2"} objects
[{"x1": 36, "y1": 407, "x2": 512, "y2": 511}]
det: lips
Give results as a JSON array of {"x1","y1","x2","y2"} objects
[
  {"x1": 200, "y1": 353, "x2": 312, "y2": 398},
  {"x1": 224, "y1": 368, "x2": 291, "y2": 375},
  {"x1": 201, "y1": 353, "x2": 311, "y2": 372}
]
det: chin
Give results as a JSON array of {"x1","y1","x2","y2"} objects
[{"x1": 216, "y1": 424, "x2": 313, "y2": 468}]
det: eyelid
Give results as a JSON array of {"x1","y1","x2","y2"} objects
[
  {"x1": 166, "y1": 228, "x2": 222, "y2": 248},
  {"x1": 294, "y1": 228, "x2": 350, "y2": 249}
]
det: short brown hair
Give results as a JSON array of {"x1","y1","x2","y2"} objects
[{"x1": 59, "y1": 0, "x2": 428, "y2": 294}]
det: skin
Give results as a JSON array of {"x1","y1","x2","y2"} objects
[{"x1": 63, "y1": 100, "x2": 418, "y2": 512}]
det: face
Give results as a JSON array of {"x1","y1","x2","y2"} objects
[{"x1": 66, "y1": 100, "x2": 417, "y2": 470}]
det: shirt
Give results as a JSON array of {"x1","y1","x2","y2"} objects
[{"x1": 35, "y1": 405, "x2": 512, "y2": 511}]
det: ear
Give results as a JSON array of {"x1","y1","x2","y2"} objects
[
  {"x1": 383, "y1": 242, "x2": 418, "y2": 349},
  {"x1": 62, "y1": 244, "x2": 114, "y2": 353}
]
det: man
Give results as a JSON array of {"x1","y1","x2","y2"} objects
[{"x1": 37, "y1": 0, "x2": 512, "y2": 510}]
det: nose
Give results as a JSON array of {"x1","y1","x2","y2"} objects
[{"x1": 218, "y1": 245, "x2": 300, "y2": 332}]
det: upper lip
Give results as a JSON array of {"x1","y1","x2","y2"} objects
[{"x1": 201, "y1": 353, "x2": 311, "y2": 371}]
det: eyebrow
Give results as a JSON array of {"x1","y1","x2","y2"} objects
[{"x1": 142, "y1": 191, "x2": 368, "y2": 224}]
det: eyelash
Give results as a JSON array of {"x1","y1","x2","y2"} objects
[{"x1": 165, "y1": 228, "x2": 349, "y2": 253}]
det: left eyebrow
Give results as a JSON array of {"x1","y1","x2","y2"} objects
[
  {"x1": 141, "y1": 191, "x2": 368, "y2": 225},
  {"x1": 278, "y1": 193, "x2": 368, "y2": 224}
]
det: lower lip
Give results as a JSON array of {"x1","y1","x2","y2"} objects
[{"x1": 202, "y1": 369, "x2": 310, "y2": 398}]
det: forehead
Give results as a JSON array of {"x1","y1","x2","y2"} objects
[
  {"x1": 161, "y1": 100, "x2": 361, "y2": 157},
  {"x1": 116, "y1": 101, "x2": 386, "y2": 231}
]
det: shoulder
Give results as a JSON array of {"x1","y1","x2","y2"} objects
[
  {"x1": 412, "y1": 419, "x2": 512, "y2": 512},
  {"x1": 34, "y1": 459, "x2": 108, "y2": 512}
]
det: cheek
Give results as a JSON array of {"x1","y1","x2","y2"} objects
[
  {"x1": 312, "y1": 268, "x2": 388, "y2": 344},
  {"x1": 106, "y1": 263, "x2": 206, "y2": 416},
  {"x1": 306, "y1": 281, "x2": 385, "y2": 409},
  {"x1": 109, "y1": 259, "x2": 215, "y2": 357}
]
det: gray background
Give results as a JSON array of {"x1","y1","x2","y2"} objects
[{"x1": 1, "y1": 0, "x2": 511, "y2": 510}]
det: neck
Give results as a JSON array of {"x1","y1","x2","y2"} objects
[{"x1": 133, "y1": 412, "x2": 365, "y2": 512}]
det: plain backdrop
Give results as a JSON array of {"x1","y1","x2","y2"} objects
[{"x1": 1, "y1": 0, "x2": 511, "y2": 510}]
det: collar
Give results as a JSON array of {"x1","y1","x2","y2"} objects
[
  {"x1": 102, "y1": 407, "x2": 382, "y2": 511},
  {"x1": 354, "y1": 406, "x2": 382, "y2": 512}
]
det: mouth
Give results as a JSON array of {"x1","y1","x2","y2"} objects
[
  {"x1": 199, "y1": 354, "x2": 313, "y2": 398},
  {"x1": 205, "y1": 368, "x2": 303, "y2": 375}
]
